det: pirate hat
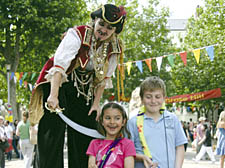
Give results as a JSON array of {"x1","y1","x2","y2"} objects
[{"x1": 91, "y1": 4, "x2": 127, "y2": 34}]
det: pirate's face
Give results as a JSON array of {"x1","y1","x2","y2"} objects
[{"x1": 94, "y1": 18, "x2": 116, "y2": 41}]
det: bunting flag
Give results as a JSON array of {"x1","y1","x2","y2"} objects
[
  {"x1": 19, "y1": 79, "x2": 23, "y2": 86},
  {"x1": 10, "y1": 72, "x2": 15, "y2": 80},
  {"x1": 167, "y1": 54, "x2": 175, "y2": 67},
  {"x1": 156, "y1": 56, "x2": 163, "y2": 71},
  {"x1": 7, "y1": 105, "x2": 12, "y2": 114},
  {"x1": 206, "y1": 46, "x2": 214, "y2": 61},
  {"x1": 145, "y1": 59, "x2": 152, "y2": 72},
  {"x1": 179, "y1": 52, "x2": 187, "y2": 66},
  {"x1": 14, "y1": 76, "x2": 17, "y2": 83},
  {"x1": 7, "y1": 104, "x2": 13, "y2": 123},
  {"x1": 126, "y1": 62, "x2": 132, "y2": 75},
  {"x1": 136, "y1": 61, "x2": 143, "y2": 73},
  {"x1": 31, "y1": 72, "x2": 37, "y2": 80},
  {"x1": 28, "y1": 83, "x2": 33, "y2": 91},
  {"x1": 22, "y1": 72, "x2": 28, "y2": 80},
  {"x1": 19, "y1": 72, "x2": 24, "y2": 80},
  {"x1": 193, "y1": 49, "x2": 201, "y2": 64},
  {"x1": 24, "y1": 81, "x2": 28, "y2": 88},
  {"x1": 15, "y1": 72, "x2": 20, "y2": 81}
]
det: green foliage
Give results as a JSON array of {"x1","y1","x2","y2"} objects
[
  {"x1": 0, "y1": 0, "x2": 88, "y2": 105},
  {"x1": 108, "y1": 0, "x2": 176, "y2": 100},
  {"x1": 169, "y1": 0, "x2": 225, "y2": 110}
]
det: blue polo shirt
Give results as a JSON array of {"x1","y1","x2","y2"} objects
[{"x1": 127, "y1": 110, "x2": 187, "y2": 168}]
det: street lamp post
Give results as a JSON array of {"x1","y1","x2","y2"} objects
[{"x1": 5, "y1": 64, "x2": 11, "y2": 104}]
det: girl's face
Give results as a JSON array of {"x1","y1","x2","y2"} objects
[
  {"x1": 94, "y1": 18, "x2": 116, "y2": 41},
  {"x1": 102, "y1": 108, "x2": 125, "y2": 140},
  {"x1": 141, "y1": 89, "x2": 165, "y2": 115}
]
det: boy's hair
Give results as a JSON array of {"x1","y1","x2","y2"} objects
[
  {"x1": 97, "y1": 102, "x2": 131, "y2": 139},
  {"x1": 139, "y1": 76, "x2": 166, "y2": 99}
]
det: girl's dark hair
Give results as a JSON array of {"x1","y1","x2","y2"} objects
[{"x1": 97, "y1": 102, "x2": 131, "y2": 139}]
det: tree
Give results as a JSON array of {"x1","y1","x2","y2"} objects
[
  {"x1": 103, "y1": 0, "x2": 176, "y2": 101},
  {"x1": 0, "y1": 0, "x2": 88, "y2": 119},
  {"x1": 169, "y1": 0, "x2": 225, "y2": 117}
]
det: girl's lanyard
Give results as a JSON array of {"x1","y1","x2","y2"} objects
[{"x1": 98, "y1": 138, "x2": 122, "y2": 168}]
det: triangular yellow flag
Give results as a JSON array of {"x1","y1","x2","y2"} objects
[
  {"x1": 126, "y1": 62, "x2": 132, "y2": 75},
  {"x1": 15, "y1": 72, "x2": 20, "y2": 81},
  {"x1": 193, "y1": 49, "x2": 201, "y2": 64}
]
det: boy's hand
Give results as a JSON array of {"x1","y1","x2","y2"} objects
[
  {"x1": 151, "y1": 162, "x2": 159, "y2": 168},
  {"x1": 142, "y1": 155, "x2": 154, "y2": 168}
]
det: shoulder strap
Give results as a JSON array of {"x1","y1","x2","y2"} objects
[
  {"x1": 98, "y1": 138, "x2": 122, "y2": 168},
  {"x1": 137, "y1": 106, "x2": 152, "y2": 159}
]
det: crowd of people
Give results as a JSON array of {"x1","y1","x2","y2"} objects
[
  {"x1": 0, "y1": 111, "x2": 37, "y2": 168},
  {"x1": 180, "y1": 113, "x2": 225, "y2": 167},
  {"x1": 0, "y1": 3, "x2": 224, "y2": 168},
  {"x1": 1, "y1": 77, "x2": 224, "y2": 168}
]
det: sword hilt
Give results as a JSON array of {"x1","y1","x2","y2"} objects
[{"x1": 45, "y1": 102, "x2": 64, "y2": 114}]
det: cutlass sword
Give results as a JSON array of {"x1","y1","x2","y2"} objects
[{"x1": 45, "y1": 103, "x2": 105, "y2": 139}]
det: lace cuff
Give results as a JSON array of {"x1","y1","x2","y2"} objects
[
  {"x1": 96, "y1": 78, "x2": 113, "y2": 89},
  {"x1": 44, "y1": 67, "x2": 68, "y2": 87}
]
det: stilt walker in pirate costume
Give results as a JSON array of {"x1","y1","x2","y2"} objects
[{"x1": 29, "y1": 4, "x2": 127, "y2": 168}]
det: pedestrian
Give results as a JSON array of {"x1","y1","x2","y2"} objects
[
  {"x1": 181, "y1": 121, "x2": 190, "y2": 152},
  {"x1": 4, "y1": 120, "x2": 13, "y2": 161},
  {"x1": 127, "y1": 76, "x2": 188, "y2": 168},
  {"x1": 196, "y1": 116, "x2": 206, "y2": 155},
  {"x1": 16, "y1": 111, "x2": 34, "y2": 168},
  {"x1": 215, "y1": 111, "x2": 225, "y2": 168},
  {"x1": 86, "y1": 102, "x2": 136, "y2": 168},
  {"x1": 193, "y1": 124, "x2": 216, "y2": 163},
  {"x1": 12, "y1": 119, "x2": 20, "y2": 158},
  {"x1": 191, "y1": 125, "x2": 198, "y2": 150},
  {"x1": 0, "y1": 116, "x2": 7, "y2": 168},
  {"x1": 188, "y1": 118, "x2": 194, "y2": 142},
  {"x1": 29, "y1": 4, "x2": 127, "y2": 168}
]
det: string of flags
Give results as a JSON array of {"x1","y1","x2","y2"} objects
[
  {"x1": 7, "y1": 44, "x2": 217, "y2": 91},
  {"x1": 122, "y1": 44, "x2": 217, "y2": 75},
  {"x1": 8, "y1": 72, "x2": 38, "y2": 91}
]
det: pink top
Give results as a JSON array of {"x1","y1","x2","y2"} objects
[
  {"x1": 197, "y1": 123, "x2": 204, "y2": 140},
  {"x1": 86, "y1": 138, "x2": 136, "y2": 168}
]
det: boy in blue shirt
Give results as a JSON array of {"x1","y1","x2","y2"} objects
[{"x1": 127, "y1": 76, "x2": 187, "y2": 168}]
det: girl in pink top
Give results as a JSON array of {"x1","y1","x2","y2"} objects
[{"x1": 86, "y1": 102, "x2": 136, "y2": 168}]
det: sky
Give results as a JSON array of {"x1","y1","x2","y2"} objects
[
  {"x1": 95, "y1": 0, "x2": 205, "y2": 19},
  {"x1": 159, "y1": 0, "x2": 205, "y2": 19}
]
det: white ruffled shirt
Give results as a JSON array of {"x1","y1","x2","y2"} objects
[{"x1": 46, "y1": 28, "x2": 117, "y2": 88}]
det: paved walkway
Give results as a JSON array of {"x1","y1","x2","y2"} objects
[{"x1": 5, "y1": 147, "x2": 220, "y2": 168}]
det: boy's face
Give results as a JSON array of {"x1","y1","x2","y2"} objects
[{"x1": 141, "y1": 89, "x2": 165, "y2": 114}]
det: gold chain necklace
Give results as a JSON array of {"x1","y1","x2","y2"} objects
[{"x1": 92, "y1": 36, "x2": 109, "y2": 81}]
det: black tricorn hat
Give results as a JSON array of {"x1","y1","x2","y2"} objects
[{"x1": 91, "y1": 4, "x2": 127, "y2": 34}]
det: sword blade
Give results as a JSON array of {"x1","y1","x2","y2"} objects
[{"x1": 58, "y1": 112, "x2": 105, "y2": 139}]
